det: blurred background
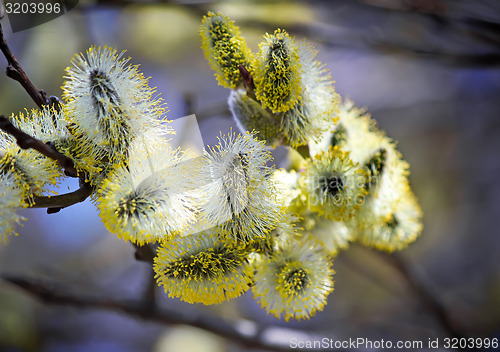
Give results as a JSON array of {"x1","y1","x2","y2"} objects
[{"x1": 1, "y1": 0, "x2": 499, "y2": 351}]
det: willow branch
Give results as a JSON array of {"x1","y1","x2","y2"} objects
[
  {"x1": 375, "y1": 250, "x2": 466, "y2": 339},
  {"x1": 0, "y1": 23, "x2": 49, "y2": 108},
  {"x1": 30, "y1": 182, "x2": 93, "y2": 213},
  {"x1": 1, "y1": 276, "x2": 329, "y2": 352},
  {"x1": 132, "y1": 243, "x2": 156, "y2": 264},
  {"x1": 142, "y1": 265, "x2": 157, "y2": 312}
]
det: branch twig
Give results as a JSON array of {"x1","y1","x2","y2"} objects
[
  {"x1": 132, "y1": 243, "x2": 156, "y2": 264},
  {"x1": 1, "y1": 276, "x2": 325, "y2": 352},
  {"x1": 0, "y1": 23, "x2": 49, "y2": 108},
  {"x1": 31, "y1": 182, "x2": 93, "y2": 213}
]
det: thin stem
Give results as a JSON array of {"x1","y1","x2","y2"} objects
[
  {"x1": 142, "y1": 265, "x2": 157, "y2": 312},
  {"x1": 239, "y1": 64, "x2": 255, "y2": 89},
  {"x1": 239, "y1": 64, "x2": 258, "y2": 103},
  {"x1": 132, "y1": 243, "x2": 155, "y2": 264},
  {"x1": 30, "y1": 182, "x2": 93, "y2": 213},
  {"x1": 0, "y1": 23, "x2": 48, "y2": 108}
]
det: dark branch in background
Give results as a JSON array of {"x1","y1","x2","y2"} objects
[
  {"x1": 374, "y1": 249, "x2": 466, "y2": 339},
  {"x1": 0, "y1": 23, "x2": 50, "y2": 108},
  {"x1": 233, "y1": 20, "x2": 500, "y2": 68},
  {"x1": 1, "y1": 276, "x2": 338, "y2": 352},
  {"x1": 352, "y1": 0, "x2": 500, "y2": 47},
  {"x1": 311, "y1": 0, "x2": 500, "y2": 67},
  {"x1": 195, "y1": 102, "x2": 230, "y2": 121},
  {"x1": 77, "y1": 0, "x2": 500, "y2": 67},
  {"x1": 0, "y1": 115, "x2": 78, "y2": 177}
]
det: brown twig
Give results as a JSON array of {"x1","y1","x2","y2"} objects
[
  {"x1": 132, "y1": 243, "x2": 156, "y2": 264},
  {"x1": 0, "y1": 115, "x2": 79, "y2": 177},
  {"x1": 31, "y1": 182, "x2": 93, "y2": 213},
  {"x1": 142, "y1": 265, "x2": 157, "y2": 312},
  {"x1": 1, "y1": 276, "x2": 331, "y2": 352},
  {"x1": 238, "y1": 64, "x2": 255, "y2": 91},
  {"x1": 0, "y1": 23, "x2": 49, "y2": 108}
]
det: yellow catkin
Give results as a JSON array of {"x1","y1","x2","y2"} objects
[
  {"x1": 154, "y1": 232, "x2": 253, "y2": 304},
  {"x1": 253, "y1": 29, "x2": 302, "y2": 113},
  {"x1": 253, "y1": 238, "x2": 334, "y2": 321},
  {"x1": 200, "y1": 12, "x2": 253, "y2": 89},
  {"x1": 300, "y1": 146, "x2": 367, "y2": 221}
]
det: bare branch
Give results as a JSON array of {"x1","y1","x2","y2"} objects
[
  {"x1": 30, "y1": 182, "x2": 93, "y2": 213},
  {"x1": 132, "y1": 243, "x2": 156, "y2": 264},
  {"x1": 1, "y1": 276, "x2": 332, "y2": 352},
  {"x1": 0, "y1": 23, "x2": 49, "y2": 109}
]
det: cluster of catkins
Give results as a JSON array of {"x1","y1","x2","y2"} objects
[{"x1": 0, "y1": 12, "x2": 422, "y2": 321}]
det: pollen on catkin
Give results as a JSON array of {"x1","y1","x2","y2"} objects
[
  {"x1": 0, "y1": 109, "x2": 67, "y2": 197},
  {"x1": 153, "y1": 230, "x2": 253, "y2": 305},
  {"x1": 355, "y1": 183, "x2": 423, "y2": 252},
  {"x1": 0, "y1": 171, "x2": 28, "y2": 244},
  {"x1": 200, "y1": 12, "x2": 254, "y2": 89},
  {"x1": 309, "y1": 99, "x2": 375, "y2": 156},
  {"x1": 301, "y1": 212, "x2": 354, "y2": 256},
  {"x1": 252, "y1": 238, "x2": 334, "y2": 321},
  {"x1": 62, "y1": 46, "x2": 165, "y2": 185},
  {"x1": 96, "y1": 136, "x2": 199, "y2": 245},
  {"x1": 0, "y1": 145, "x2": 60, "y2": 198},
  {"x1": 300, "y1": 146, "x2": 367, "y2": 221},
  {"x1": 281, "y1": 43, "x2": 338, "y2": 148},
  {"x1": 254, "y1": 29, "x2": 302, "y2": 113},
  {"x1": 197, "y1": 131, "x2": 283, "y2": 242},
  {"x1": 10, "y1": 108, "x2": 69, "y2": 144},
  {"x1": 352, "y1": 157, "x2": 422, "y2": 252},
  {"x1": 320, "y1": 101, "x2": 423, "y2": 250}
]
